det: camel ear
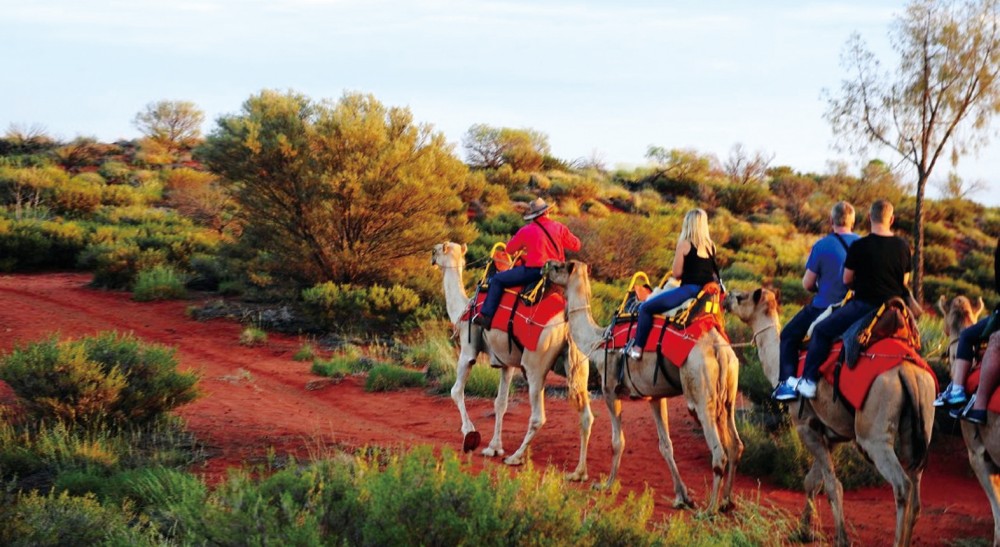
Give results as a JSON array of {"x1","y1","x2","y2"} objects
[
  {"x1": 461, "y1": 243, "x2": 467, "y2": 254},
  {"x1": 772, "y1": 286, "x2": 782, "y2": 305},
  {"x1": 752, "y1": 288, "x2": 763, "y2": 305},
  {"x1": 567, "y1": 261, "x2": 576, "y2": 274}
]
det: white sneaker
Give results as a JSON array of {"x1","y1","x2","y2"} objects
[{"x1": 796, "y1": 378, "x2": 817, "y2": 399}]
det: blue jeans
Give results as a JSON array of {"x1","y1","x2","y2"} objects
[
  {"x1": 632, "y1": 284, "x2": 702, "y2": 347},
  {"x1": 778, "y1": 304, "x2": 825, "y2": 383},
  {"x1": 479, "y1": 266, "x2": 543, "y2": 319},
  {"x1": 802, "y1": 299, "x2": 877, "y2": 382},
  {"x1": 956, "y1": 317, "x2": 990, "y2": 361}
]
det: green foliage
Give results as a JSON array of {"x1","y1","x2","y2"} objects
[
  {"x1": 717, "y1": 183, "x2": 769, "y2": 216},
  {"x1": 200, "y1": 90, "x2": 471, "y2": 286},
  {"x1": 400, "y1": 327, "x2": 455, "y2": 381},
  {"x1": 292, "y1": 341, "x2": 317, "y2": 362},
  {"x1": 923, "y1": 244, "x2": 958, "y2": 275},
  {"x1": 239, "y1": 327, "x2": 267, "y2": 346},
  {"x1": 0, "y1": 332, "x2": 198, "y2": 427},
  {"x1": 0, "y1": 490, "x2": 160, "y2": 546},
  {"x1": 302, "y1": 281, "x2": 430, "y2": 336},
  {"x1": 364, "y1": 364, "x2": 427, "y2": 392},
  {"x1": 132, "y1": 265, "x2": 187, "y2": 301}
]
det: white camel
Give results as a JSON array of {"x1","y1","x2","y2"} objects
[
  {"x1": 546, "y1": 259, "x2": 743, "y2": 512},
  {"x1": 726, "y1": 288, "x2": 936, "y2": 547},
  {"x1": 431, "y1": 242, "x2": 593, "y2": 479},
  {"x1": 959, "y1": 331, "x2": 1000, "y2": 547}
]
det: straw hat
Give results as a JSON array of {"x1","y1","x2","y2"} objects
[{"x1": 523, "y1": 197, "x2": 551, "y2": 220}]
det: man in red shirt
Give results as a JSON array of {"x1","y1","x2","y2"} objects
[{"x1": 473, "y1": 198, "x2": 580, "y2": 329}]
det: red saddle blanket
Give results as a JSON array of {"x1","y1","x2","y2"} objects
[
  {"x1": 461, "y1": 288, "x2": 565, "y2": 352},
  {"x1": 796, "y1": 338, "x2": 936, "y2": 409},
  {"x1": 602, "y1": 314, "x2": 727, "y2": 367},
  {"x1": 963, "y1": 369, "x2": 1000, "y2": 415}
]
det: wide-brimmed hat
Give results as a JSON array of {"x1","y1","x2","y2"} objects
[{"x1": 523, "y1": 198, "x2": 551, "y2": 220}]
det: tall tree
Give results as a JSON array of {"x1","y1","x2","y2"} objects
[
  {"x1": 198, "y1": 90, "x2": 471, "y2": 285},
  {"x1": 462, "y1": 124, "x2": 550, "y2": 172},
  {"x1": 133, "y1": 100, "x2": 205, "y2": 156},
  {"x1": 825, "y1": 0, "x2": 1000, "y2": 301}
]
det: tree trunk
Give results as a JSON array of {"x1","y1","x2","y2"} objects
[{"x1": 912, "y1": 174, "x2": 927, "y2": 304}]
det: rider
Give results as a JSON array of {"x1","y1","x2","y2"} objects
[
  {"x1": 625, "y1": 208, "x2": 719, "y2": 360},
  {"x1": 795, "y1": 199, "x2": 911, "y2": 399},
  {"x1": 937, "y1": 235, "x2": 1000, "y2": 408},
  {"x1": 953, "y1": 237, "x2": 1000, "y2": 424},
  {"x1": 773, "y1": 201, "x2": 860, "y2": 401},
  {"x1": 473, "y1": 197, "x2": 580, "y2": 330}
]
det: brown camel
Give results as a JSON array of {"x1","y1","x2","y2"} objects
[
  {"x1": 725, "y1": 288, "x2": 936, "y2": 547},
  {"x1": 431, "y1": 242, "x2": 593, "y2": 479},
  {"x1": 937, "y1": 294, "x2": 985, "y2": 365},
  {"x1": 546, "y1": 260, "x2": 743, "y2": 512},
  {"x1": 959, "y1": 331, "x2": 1000, "y2": 547}
]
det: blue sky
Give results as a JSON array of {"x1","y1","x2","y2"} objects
[{"x1": 2, "y1": 0, "x2": 998, "y2": 205}]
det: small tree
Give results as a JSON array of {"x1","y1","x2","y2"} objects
[
  {"x1": 825, "y1": 0, "x2": 1000, "y2": 301},
  {"x1": 133, "y1": 100, "x2": 205, "y2": 157},
  {"x1": 199, "y1": 90, "x2": 473, "y2": 285},
  {"x1": 462, "y1": 124, "x2": 550, "y2": 172}
]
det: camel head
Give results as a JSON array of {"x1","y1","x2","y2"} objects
[
  {"x1": 937, "y1": 294, "x2": 986, "y2": 338},
  {"x1": 431, "y1": 241, "x2": 467, "y2": 270},
  {"x1": 724, "y1": 287, "x2": 779, "y2": 325},
  {"x1": 544, "y1": 259, "x2": 589, "y2": 290}
]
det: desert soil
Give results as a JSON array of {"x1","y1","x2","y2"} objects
[{"x1": 0, "y1": 272, "x2": 992, "y2": 545}]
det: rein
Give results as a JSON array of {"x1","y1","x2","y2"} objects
[{"x1": 727, "y1": 324, "x2": 776, "y2": 349}]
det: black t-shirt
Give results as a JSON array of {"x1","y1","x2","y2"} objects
[{"x1": 843, "y1": 234, "x2": 911, "y2": 305}]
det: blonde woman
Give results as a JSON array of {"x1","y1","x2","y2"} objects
[{"x1": 627, "y1": 208, "x2": 719, "y2": 359}]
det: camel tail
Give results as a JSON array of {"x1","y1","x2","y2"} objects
[{"x1": 898, "y1": 365, "x2": 929, "y2": 473}]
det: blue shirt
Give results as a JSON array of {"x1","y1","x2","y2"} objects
[{"x1": 805, "y1": 232, "x2": 860, "y2": 308}]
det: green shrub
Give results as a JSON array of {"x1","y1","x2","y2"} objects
[
  {"x1": 433, "y1": 362, "x2": 502, "y2": 398},
  {"x1": 923, "y1": 244, "x2": 958, "y2": 275},
  {"x1": 401, "y1": 330, "x2": 455, "y2": 381},
  {"x1": 292, "y1": 341, "x2": 317, "y2": 362},
  {"x1": 239, "y1": 327, "x2": 267, "y2": 346},
  {"x1": 365, "y1": 364, "x2": 427, "y2": 392},
  {"x1": 79, "y1": 242, "x2": 168, "y2": 289},
  {"x1": 132, "y1": 266, "x2": 187, "y2": 301},
  {"x1": 718, "y1": 183, "x2": 769, "y2": 215},
  {"x1": 302, "y1": 282, "x2": 430, "y2": 336},
  {"x1": 0, "y1": 332, "x2": 198, "y2": 427},
  {"x1": 0, "y1": 490, "x2": 161, "y2": 546}
]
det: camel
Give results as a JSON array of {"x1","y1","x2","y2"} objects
[
  {"x1": 959, "y1": 330, "x2": 1000, "y2": 547},
  {"x1": 545, "y1": 259, "x2": 743, "y2": 512},
  {"x1": 431, "y1": 242, "x2": 593, "y2": 480},
  {"x1": 725, "y1": 288, "x2": 936, "y2": 547},
  {"x1": 937, "y1": 294, "x2": 985, "y2": 366}
]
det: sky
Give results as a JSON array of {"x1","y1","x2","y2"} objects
[{"x1": 2, "y1": 0, "x2": 999, "y2": 206}]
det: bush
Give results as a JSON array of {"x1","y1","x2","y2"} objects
[
  {"x1": 0, "y1": 332, "x2": 199, "y2": 427},
  {"x1": 132, "y1": 266, "x2": 187, "y2": 301},
  {"x1": 718, "y1": 183, "x2": 769, "y2": 216},
  {"x1": 923, "y1": 244, "x2": 957, "y2": 276},
  {"x1": 365, "y1": 364, "x2": 427, "y2": 392},
  {"x1": 0, "y1": 490, "x2": 160, "y2": 546},
  {"x1": 239, "y1": 327, "x2": 267, "y2": 346},
  {"x1": 292, "y1": 341, "x2": 317, "y2": 362},
  {"x1": 302, "y1": 282, "x2": 430, "y2": 336}
]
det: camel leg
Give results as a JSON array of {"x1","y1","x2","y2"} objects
[
  {"x1": 719, "y1": 389, "x2": 743, "y2": 512},
  {"x1": 648, "y1": 397, "x2": 692, "y2": 508},
  {"x1": 503, "y1": 362, "x2": 548, "y2": 466},
  {"x1": 600, "y1": 385, "x2": 626, "y2": 490},
  {"x1": 451, "y1": 351, "x2": 479, "y2": 450},
  {"x1": 564, "y1": 344, "x2": 593, "y2": 482},
  {"x1": 856, "y1": 433, "x2": 911, "y2": 547},
  {"x1": 686, "y1": 395, "x2": 728, "y2": 513},
  {"x1": 963, "y1": 424, "x2": 1000, "y2": 547},
  {"x1": 795, "y1": 421, "x2": 846, "y2": 546},
  {"x1": 482, "y1": 366, "x2": 515, "y2": 458}
]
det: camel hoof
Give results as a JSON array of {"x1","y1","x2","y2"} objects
[
  {"x1": 503, "y1": 455, "x2": 525, "y2": 466},
  {"x1": 565, "y1": 471, "x2": 588, "y2": 482},
  {"x1": 672, "y1": 497, "x2": 695, "y2": 510},
  {"x1": 481, "y1": 446, "x2": 503, "y2": 458},
  {"x1": 718, "y1": 499, "x2": 736, "y2": 513},
  {"x1": 462, "y1": 431, "x2": 481, "y2": 453},
  {"x1": 790, "y1": 529, "x2": 815, "y2": 543}
]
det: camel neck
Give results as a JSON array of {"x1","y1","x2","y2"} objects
[
  {"x1": 753, "y1": 311, "x2": 782, "y2": 388},
  {"x1": 442, "y1": 264, "x2": 469, "y2": 324},
  {"x1": 565, "y1": 275, "x2": 605, "y2": 354}
]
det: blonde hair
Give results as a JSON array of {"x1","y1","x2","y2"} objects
[{"x1": 679, "y1": 208, "x2": 714, "y2": 254}]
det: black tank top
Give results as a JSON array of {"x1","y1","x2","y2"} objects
[{"x1": 680, "y1": 244, "x2": 716, "y2": 286}]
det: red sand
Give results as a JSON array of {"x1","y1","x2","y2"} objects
[{"x1": 0, "y1": 272, "x2": 992, "y2": 545}]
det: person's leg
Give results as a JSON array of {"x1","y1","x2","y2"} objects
[
  {"x1": 479, "y1": 266, "x2": 542, "y2": 319},
  {"x1": 802, "y1": 300, "x2": 875, "y2": 383},
  {"x1": 954, "y1": 318, "x2": 989, "y2": 384},
  {"x1": 779, "y1": 305, "x2": 823, "y2": 383},
  {"x1": 632, "y1": 284, "x2": 701, "y2": 349}
]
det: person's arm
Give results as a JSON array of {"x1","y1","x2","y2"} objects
[
  {"x1": 802, "y1": 269, "x2": 818, "y2": 292},
  {"x1": 843, "y1": 267, "x2": 855, "y2": 288},
  {"x1": 505, "y1": 228, "x2": 527, "y2": 255},
  {"x1": 671, "y1": 240, "x2": 689, "y2": 279},
  {"x1": 562, "y1": 224, "x2": 581, "y2": 253},
  {"x1": 903, "y1": 271, "x2": 911, "y2": 288}
]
